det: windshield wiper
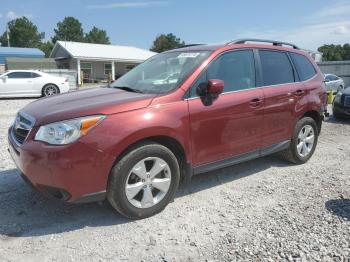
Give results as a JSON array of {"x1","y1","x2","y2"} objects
[{"x1": 115, "y1": 86, "x2": 143, "y2": 93}]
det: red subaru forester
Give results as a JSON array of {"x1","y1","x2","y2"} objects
[{"x1": 8, "y1": 39, "x2": 327, "y2": 219}]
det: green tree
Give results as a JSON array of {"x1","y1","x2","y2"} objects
[
  {"x1": 150, "y1": 33, "x2": 185, "y2": 52},
  {"x1": 39, "y1": 41, "x2": 54, "y2": 57},
  {"x1": 0, "y1": 17, "x2": 42, "y2": 48},
  {"x1": 85, "y1": 26, "x2": 110, "y2": 44},
  {"x1": 52, "y1": 16, "x2": 85, "y2": 43},
  {"x1": 318, "y1": 44, "x2": 344, "y2": 61}
]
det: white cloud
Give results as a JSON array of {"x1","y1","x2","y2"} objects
[
  {"x1": 331, "y1": 24, "x2": 350, "y2": 35},
  {"x1": 310, "y1": 2, "x2": 350, "y2": 22},
  {"x1": 231, "y1": 2, "x2": 350, "y2": 51},
  {"x1": 87, "y1": 1, "x2": 169, "y2": 9},
  {"x1": 6, "y1": 11, "x2": 19, "y2": 20},
  {"x1": 6, "y1": 10, "x2": 33, "y2": 20}
]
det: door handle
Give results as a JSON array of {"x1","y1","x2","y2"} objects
[
  {"x1": 294, "y1": 89, "x2": 304, "y2": 96},
  {"x1": 249, "y1": 98, "x2": 262, "y2": 108}
]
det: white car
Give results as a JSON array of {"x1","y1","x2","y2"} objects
[
  {"x1": 324, "y1": 74, "x2": 345, "y2": 92},
  {"x1": 0, "y1": 70, "x2": 70, "y2": 98}
]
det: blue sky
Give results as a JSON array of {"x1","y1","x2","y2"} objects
[{"x1": 0, "y1": 0, "x2": 350, "y2": 50}]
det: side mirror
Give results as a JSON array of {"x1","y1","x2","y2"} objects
[
  {"x1": 207, "y1": 79, "x2": 224, "y2": 95},
  {"x1": 196, "y1": 79, "x2": 224, "y2": 106},
  {"x1": 1, "y1": 75, "x2": 8, "y2": 82}
]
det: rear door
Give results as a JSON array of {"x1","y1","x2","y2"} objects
[
  {"x1": 188, "y1": 49, "x2": 264, "y2": 167},
  {"x1": 258, "y1": 50, "x2": 300, "y2": 148}
]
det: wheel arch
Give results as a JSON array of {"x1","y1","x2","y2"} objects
[
  {"x1": 109, "y1": 135, "x2": 191, "y2": 182},
  {"x1": 301, "y1": 110, "x2": 322, "y2": 134}
]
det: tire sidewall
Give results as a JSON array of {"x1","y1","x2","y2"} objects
[
  {"x1": 291, "y1": 117, "x2": 318, "y2": 163},
  {"x1": 107, "y1": 144, "x2": 180, "y2": 219}
]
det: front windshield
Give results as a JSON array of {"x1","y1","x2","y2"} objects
[{"x1": 110, "y1": 51, "x2": 212, "y2": 94}]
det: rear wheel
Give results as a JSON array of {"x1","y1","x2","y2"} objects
[
  {"x1": 107, "y1": 142, "x2": 180, "y2": 219},
  {"x1": 281, "y1": 117, "x2": 318, "y2": 164},
  {"x1": 42, "y1": 84, "x2": 60, "y2": 97}
]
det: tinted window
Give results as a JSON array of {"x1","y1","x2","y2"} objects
[
  {"x1": 7, "y1": 72, "x2": 32, "y2": 79},
  {"x1": 260, "y1": 50, "x2": 294, "y2": 86},
  {"x1": 32, "y1": 73, "x2": 41, "y2": 78},
  {"x1": 328, "y1": 75, "x2": 338, "y2": 81},
  {"x1": 206, "y1": 50, "x2": 256, "y2": 92},
  {"x1": 290, "y1": 53, "x2": 316, "y2": 81}
]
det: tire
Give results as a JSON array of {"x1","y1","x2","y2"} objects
[
  {"x1": 42, "y1": 84, "x2": 60, "y2": 97},
  {"x1": 280, "y1": 117, "x2": 318, "y2": 164},
  {"x1": 107, "y1": 142, "x2": 180, "y2": 219}
]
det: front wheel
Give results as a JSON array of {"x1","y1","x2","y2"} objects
[
  {"x1": 42, "y1": 84, "x2": 60, "y2": 97},
  {"x1": 107, "y1": 142, "x2": 180, "y2": 219},
  {"x1": 281, "y1": 117, "x2": 318, "y2": 164}
]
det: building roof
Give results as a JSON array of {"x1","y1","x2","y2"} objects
[
  {"x1": 0, "y1": 47, "x2": 44, "y2": 64},
  {"x1": 50, "y1": 41, "x2": 156, "y2": 62}
]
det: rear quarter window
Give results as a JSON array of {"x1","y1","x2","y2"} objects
[{"x1": 290, "y1": 53, "x2": 317, "y2": 81}]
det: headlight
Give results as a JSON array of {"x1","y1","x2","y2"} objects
[{"x1": 35, "y1": 115, "x2": 105, "y2": 145}]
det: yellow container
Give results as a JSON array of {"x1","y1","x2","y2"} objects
[{"x1": 327, "y1": 91, "x2": 335, "y2": 104}]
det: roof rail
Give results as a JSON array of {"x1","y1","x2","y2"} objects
[
  {"x1": 226, "y1": 39, "x2": 299, "y2": 49},
  {"x1": 180, "y1": 44, "x2": 205, "y2": 48}
]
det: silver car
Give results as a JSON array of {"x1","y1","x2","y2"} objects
[{"x1": 324, "y1": 74, "x2": 345, "y2": 92}]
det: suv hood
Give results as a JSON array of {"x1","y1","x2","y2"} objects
[{"x1": 20, "y1": 87, "x2": 156, "y2": 126}]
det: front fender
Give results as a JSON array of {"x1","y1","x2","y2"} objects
[{"x1": 81, "y1": 101, "x2": 191, "y2": 164}]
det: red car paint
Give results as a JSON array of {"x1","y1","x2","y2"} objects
[{"x1": 8, "y1": 43, "x2": 327, "y2": 203}]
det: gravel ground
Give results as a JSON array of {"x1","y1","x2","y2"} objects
[{"x1": 0, "y1": 98, "x2": 349, "y2": 262}]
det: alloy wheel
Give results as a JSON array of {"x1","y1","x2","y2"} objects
[
  {"x1": 296, "y1": 125, "x2": 315, "y2": 157},
  {"x1": 125, "y1": 157, "x2": 171, "y2": 208},
  {"x1": 44, "y1": 85, "x2": 59, "y2": 96}
]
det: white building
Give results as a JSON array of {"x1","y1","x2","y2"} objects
[{"x1": 50, "y1": 41, "x2": 156, "y2": 85}]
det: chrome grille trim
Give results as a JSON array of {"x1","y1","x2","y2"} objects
[{"x1": 11, "y1": 112, "x2": 35, "y2": 146}]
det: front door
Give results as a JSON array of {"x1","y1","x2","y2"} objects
[
  {"x1": 188, "y1": 50, "x2": 264, "y2": 167},
  {"x1": 0, "y1": 71, "x2": 33, "y2": 96}
]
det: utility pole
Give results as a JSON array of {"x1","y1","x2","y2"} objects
[{"x1": 6, "y1": 25, "x2": 10, "y2": 47}]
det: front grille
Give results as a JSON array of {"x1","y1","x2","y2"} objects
[
  {"x1": 344, "y1": 96, "x2": 350, "y2": 107},
  {"x1": 13, "y1": 127, "x2": 29, "y2": 144},
  {"x1": 11, "y1": 113, "x2": 35, "y2": 145}
]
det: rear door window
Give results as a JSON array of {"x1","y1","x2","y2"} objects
[
  {"x1": 290, "y1": 53, "x2": 316, "y2": 81},
  {"x1": 259, "y1": 50, "x2": 295, "y2": 86}
]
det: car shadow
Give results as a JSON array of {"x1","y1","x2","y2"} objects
[
  {"x1": 325, "y1": 198, "x2": 350, "y2": 221},
  {"x1": 0, "y1": 97, "x2": 38, "y2": 100},
  {"x1": 325, "y1": 116, "x2": 350, "y2": 125},
  {"x1": 0, "y1": 155, "x2": 288, "y2": 238}
]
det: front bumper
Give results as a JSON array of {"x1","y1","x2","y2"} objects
[
  {"x1": 333, "y1": 100, "x2": 350, "y2": 117},
  {"x1": 8, "y1": 126, "x2": 115, "y2": 203}
]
